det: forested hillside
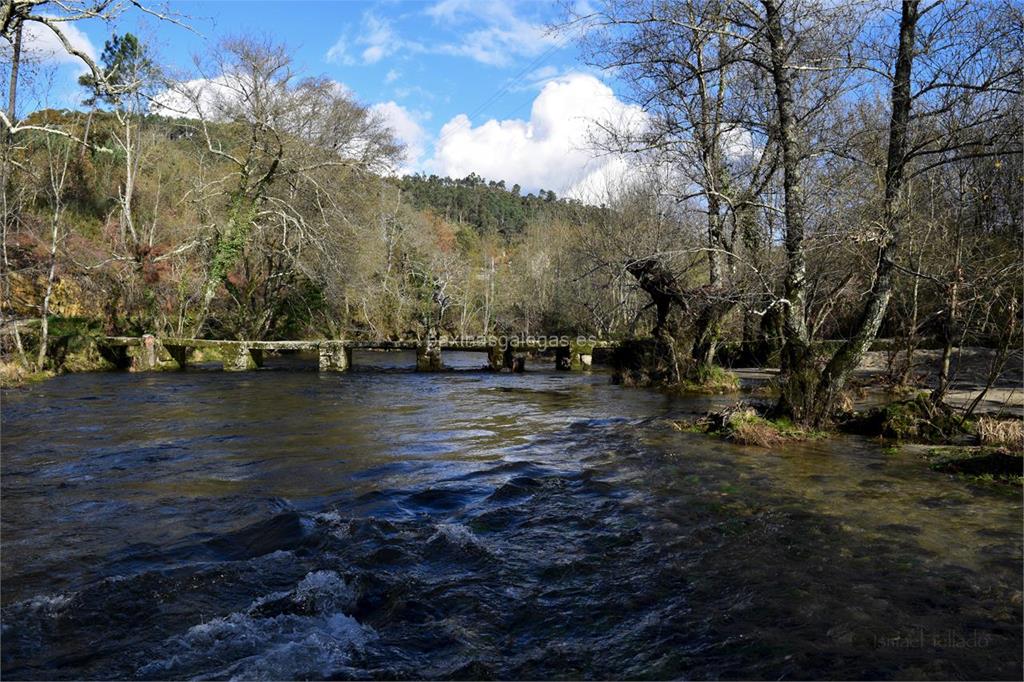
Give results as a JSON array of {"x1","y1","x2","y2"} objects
[
  {"x1": 1, "y1": 35, "x2": 639, "y2": 361},
  {"x1": 394, "y1": 174, "x2": 603, "y2": 238},
  {"x1": 2, "y1": 108, "x2": 628, "y2": 343}
]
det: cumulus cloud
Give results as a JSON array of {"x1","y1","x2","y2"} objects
[
  {"x1": 149, "y1": 75, "x2": 241, "y2": 119},
  {"x1": 10, "y1": 18, "x2": 98, "y2": 70},
  {"x1": 425, "y1": 73, "x2": 644, "y2": 200},
  {"x1": 721, "y1": 126, "x2": 757, "y2": 161},
  {"x1": 371, "y1": 101, "x2": 430, "y2": 174},
  {"x1": 150, "y1": 70, "x2": 643, "y2": 202},
  {"x1": 150, "y1": 76, "x2": 355, "y2": 124}
]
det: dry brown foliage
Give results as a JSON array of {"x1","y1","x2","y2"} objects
[{"x1": 977, "y1": 417, "x2": 1024, "y2": 451}]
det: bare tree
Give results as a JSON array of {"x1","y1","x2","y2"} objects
[
  {"x1": 801, "y1": 0, "x2": 1021, "y2": 424},
  {"x1": 173, "y1": 36, "x2": 401, "y2": 338},
  {"x1": 1, "y1": 0, "x2": 189, "y2": 139},
  {"x1": 35, "y1": 116, "x2": 77, "y2": 368},
  {"x1": 571, "y1": 0, "x2": 784, "y2": 377}
]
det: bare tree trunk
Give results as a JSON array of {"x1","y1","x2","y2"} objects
[
  {"x1": 763, "y1": 0, "x2": 810, "y2": 367},
  {"x1": 809, "y1": 0, "x2": 920, "y2": 425},
  {"x1": 933, "y1": 187, "x2": 965, "y2": 404},
  {"x1": 36, "y1": 217, "x2": 59, "y2": 370},
  {"x1": 33, "y1": 108, "x2": 76, "y2": 368},
  {"x1": 121, "y1": 113, "x2": 138, "y2": 245},
  {"x1": 763, "y1": 0, "x2": 815, "y2": 419},
  {"x1": 79, "y1": 106, "x2": 94, "y2": 161},
  {"x1": 960, "y1": 299, "x2": 1019, "y2": 421},
  {"x1": 5, "y1": 16, "x2": 20, "y2": 122}
]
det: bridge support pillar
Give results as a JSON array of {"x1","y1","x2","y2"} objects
[
  {"x1": 128, "y1": 334, "x2": 159, "y2": 371},
  {"x1": 488, "y1": 344, "x2": 505, "y2": 371},
  {"x1": 509, "y1": 348, "x2": 526, "y2": 372},
  {"x1": 416, "y1": 339, "x2": 443, "y2": 371},
  {"x1": 165, "y1": 344, "x2": 190, "y2": 369},
  {"x1": 224, "y1": 344, "x2": 262, "y2": 371},
  {"x1": 488, "y1": 344, "x2": 526, "y2": 372},
  {"x1": 570, "y1": 341, "x2": 595, "y2": 371},
  {"x1": 318, "y1": 342, "x2": 351, "y2": 372},
  {"x1": 556, "y1": 342, "x2": 595, "y2": 371}
]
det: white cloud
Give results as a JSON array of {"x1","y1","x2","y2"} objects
[
  {"x1": 362, "y1": 14, "x2": 402, "y2": 64},
  {"x1": 385, "y1": 68, "x2": 401, "y2": 84},
  {"x1": 427, "y1": 0, "x2": 562, "y2": 67},
  {"x1": 371, "y1": 101, "x2": 430, "y2": 175},
  {"x1": 426, "y1": 73, "x2": 644, "y2": 199},
  {"x1": 325, "y1": 35, "x2": 354, "y2": 66},
  {"x1": 150, "y1": 71, "x2": 643, "y2": 202},
  {"x1": 393, "y1": 84, "x2": 435, "y2": 101},
  {"x1": 526, "y1": 65, "x2": 559, "y2": 82},
  {"x1": 325, "y1": 13, "x2": 422, "y2": 66},
  {"x1": 149, "y1": 75, "x2": 238, "y2": 119},
  {"x1": 14, "y1": 18, "x2": 98, "y2": 71},
  {"x1": 150, "y1": 76, "x2": 356, "y2": 123},
  {"x1": 323, "y1": 2, "x2": 564, "y2": 69},
  {"x1": 721, "y1": 125, "x2": 756, "y2": 161},
  {"x1": 509, "y1": 63, "x2": 605, "y2": 93}
]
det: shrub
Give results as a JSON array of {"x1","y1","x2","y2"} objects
[
  {"x1": 876, "y1": 393, "x2": 963, "y2": 442},
  {"x1": 725, "y1": 410, "x2": 787, "y2": 447},
  {"x1": 680, "y1": 364, "x2": 740, "y2": 394},
  {"x1": 673, "y1": 402, "x2": 820, "y2": 447}
]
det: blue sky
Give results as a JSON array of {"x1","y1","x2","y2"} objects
[{"x1": 18, "y1": 0, "x2": 640, "y2": 198}]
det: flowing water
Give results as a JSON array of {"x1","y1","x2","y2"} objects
[{"x1": 2, "y1": 352, "x2": 1021, "y2": 680}]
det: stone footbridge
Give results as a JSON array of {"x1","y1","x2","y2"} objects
[{"x1": 99, "y1": 336, "x2": 611, "y2": 373}]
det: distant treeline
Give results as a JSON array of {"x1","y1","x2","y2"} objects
[{"x1": 393, "y1": 173, "x2": 603, "y2": 238}]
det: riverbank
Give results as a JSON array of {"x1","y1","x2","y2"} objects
[{"x1": 728, "y1": 348, "x2": 1023, "y2": 417}]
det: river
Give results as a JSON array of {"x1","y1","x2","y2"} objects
[{"x1": 2, "y1": 352, "x2": 1021, "y2": 679}]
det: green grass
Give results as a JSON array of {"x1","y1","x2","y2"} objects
[
  {"x1": 670, "y1": 407, "x2": 826, "y2": 447},
  {"x1": 922, "y1": 446, "x2": 1023, "y2": 487},
  {"x1": 678, "y1": 364, "x2": 740, "y2": 394}
]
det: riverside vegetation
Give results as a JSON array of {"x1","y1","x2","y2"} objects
[{"x1": 2, "y1": 2, "x2": 1021, "y2": 468}]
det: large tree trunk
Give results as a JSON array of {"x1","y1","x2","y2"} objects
[
  {"x1": 807, "y1": 0, "x2": 920, "y2": 425},
  {"x1": 763, "y1": 0, "x2": 813, "y2": 417},
  {"x1": 625, "y1": 257, "x2": 685, "y2": 383},
  {"x1": 691, "y1": 298, "x2": 733, "y2": 367}
]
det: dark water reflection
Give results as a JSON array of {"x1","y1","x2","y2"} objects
[{"x1": 2, "y1": 353, "x2": 1021, "y2": 679}]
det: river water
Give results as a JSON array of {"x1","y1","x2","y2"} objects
[{"x1": 2, "y1": 352, "x2": 1021, "y2": 679}]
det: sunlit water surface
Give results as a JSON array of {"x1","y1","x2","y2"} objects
[{"x1": 2, "y1": 352, "x2": 1021, "y2": 679}]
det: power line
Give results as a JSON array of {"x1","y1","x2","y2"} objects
[{"x1": 434, "y1": 43, "x2": 563, "y2": 148}]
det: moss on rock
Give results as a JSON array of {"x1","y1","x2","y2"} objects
[
  {"x1": 671, "y1": 402, "x2": 823, "y2": 447},
  {"x1": 922, "y1": 446, "x2": 1022, "y2": 486},
  {"x1": 840, "y1": 392, "x2": 967, "y2": 443}
]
